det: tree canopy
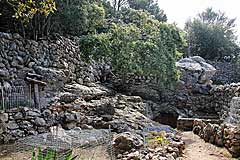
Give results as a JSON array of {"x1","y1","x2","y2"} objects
[
  {"x1": 128, "y1": 0, "x2": 167, "y2": 22},
  {"x1": 0, "y1": 0, "x2": 187, "y2": 88},
  {"x1": 80, "y1": 10, "x2": 184, "y2": 87},
  {"x1": 185, "y1": 8, "x2": 240, "y2": 61}
]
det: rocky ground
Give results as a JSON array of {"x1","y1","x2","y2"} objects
[
  {"x1": 181, "y1": 132, "x2": 233, "y2": 160},
  {"x1": 1, "y1": 32, "x2": 240, "y2": 159}
]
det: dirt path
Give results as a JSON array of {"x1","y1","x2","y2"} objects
[{"x1": 180, "y1": 132, "x2": 235, "y2": 160}]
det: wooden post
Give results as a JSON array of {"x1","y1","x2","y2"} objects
[
  {"x1": 34, "y1": 83, "x2": 40, "y2": 109},
  {"x1": 26, "y1": 73, "x2": 46, "y2": 109},
  {"x1": 29, "y1": 84, "x2": 32, "y2": 107},
  {"x1": 1, "y1": 87, "x2": 4, "y2": 111}
]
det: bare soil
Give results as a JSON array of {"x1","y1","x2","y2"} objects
[
  {"x1": 180, "y1": 132, "x2": 236, "y2": 160},
  {"x1": 0, "y1": 145, "x2": 111, "y2": 160}
]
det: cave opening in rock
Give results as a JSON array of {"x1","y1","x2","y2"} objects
[{"x1": 154, "y1": 113, "x2": 178, "y2": 128}]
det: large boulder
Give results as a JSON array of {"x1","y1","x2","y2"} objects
[
  {"x1": 176, "y1": 56, "x2": 216, "y2": 85},
  {"x1": 64, "y1": 83, "x2": 113, "y2": 100},
  {"x1": 113, "y1": 132, "x2": 143, "y2": 154}
]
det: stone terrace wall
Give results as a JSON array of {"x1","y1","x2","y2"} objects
[
  {"x1": 0, "y1": 32, "x2": 110, "y2": 107},
  {"x1": 0, "y1": 32, "x2": 239, "y2": 132},
  {"x1": 116, "y1": 80, "x2": 240, "y2": 126},
  {"x1": 209, "y1": 61, "x2": 240, "y2": 84},
  {"x1": 193, "y1": 119, "x2": 240, "y2": 158},
  {"x1": 211, "y1": 83, "x2": 240, "y2": 121},
  {"x1": 0, "y1": 32, "x2": 108, "y2": 88}
]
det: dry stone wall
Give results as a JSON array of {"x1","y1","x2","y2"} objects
[
  {"x1": 0, "y1": 32, "x2": 111, "y2": 108},
  {"x1": 193, "y1": 119, "x2": 240, "y2": 158},
  {"x1": 0, "y1": 32, "x2": 108, "y2": 88},
  {"x1": 209, "y1": 61, "x2": 240, "y2": 84},
  {"x1": 0, "y1": 32, "x2": 240, "y2": 148},
  {"x1": 114, "y1": 58, "x2": 240, "y2": 126}
]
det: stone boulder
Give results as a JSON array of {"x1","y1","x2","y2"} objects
[
  {"x1": 176, "y1": 56, "x2": 216, "y2": 86},
  {"x1": 225, "y1": 97, "x2": 240, "y2": 124},
  {"x1": 113, "y1": 132, "x2": 143, "y2": 154},
  {"x1": 58, "y1": 92, "x2": 78, "y2": 103},
  {"x1": 34, "y1": 66, "x2": 68, "y2": 91},
  {"x1": 223, "y1": 124, "x2": 240, "y2": 158},
  {"x1": 64, "y1": 84, "x2": 113, "y2": 100}
]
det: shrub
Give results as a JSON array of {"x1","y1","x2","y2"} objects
[{"x1": 80, "y1": 10, "x2": 184, "y2": 88}]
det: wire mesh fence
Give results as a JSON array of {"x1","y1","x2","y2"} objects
[
  {"x1": 0, "y1": 84, "x2": 44, "y2": 111},
  {"x1": 0, "y1": 126, "x2": 116, "y2": 160}
]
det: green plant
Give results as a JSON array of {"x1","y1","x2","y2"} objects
[
  {"x1": 80, "y1": 9, "x2": 184, "y2": 88},
  {"x1": 0, "y1": 0, "x2": 56, "y2": 39},
  {"x1": 52, "y1": 0, "x2": 106, "y2": 36},
  {"x1": 185, "y1": 7, "x2": 240, "y2": 61},
  {"x1": 31, "y1": 147, "x2": 77, "y2": 160},
  {"x1": 145, "y1": 131, "x2": 170, "y2": 148}
]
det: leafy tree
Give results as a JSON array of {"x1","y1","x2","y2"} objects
[
  {"x1": 106, "y1": 0, "x2": 167, "y2": 22},
  {"x1": 80, "y1": 10, "x2": 184, "y2": 87},
  {"x1": 53, "y1": 0, "x2": 106, "y2": 36},
  {"x1": 0, "y1": 0, "x2": 56, "y2": 39},
  {"x1": 0, "y1": 0, "x2": 106, "y2": 38},
  {"x1": 185, "y1": 8, "x2": 240, "y2": 60},
  {"x1": 128, "y1": 0, "x2": 167, "y2": 22},
  {"x1": 102, "y1": 0, "x2": 115, "y2": 18},
  {"x1": 0, "y1": 0, "x2": 56, "y2": 21},
  {"x1": 111, "y1": 0, "x2": 128, "y2": 12}
]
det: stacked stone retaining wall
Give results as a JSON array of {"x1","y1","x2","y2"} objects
[{"x1": 193, "y1": 119, "x2": 240, "y2": 158}]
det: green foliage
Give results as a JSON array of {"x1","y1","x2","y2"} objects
[
  {"x1": 102, "y1": 0, "x2": 115, "y2": 18},
  {"x1": 106, "y1": 0, "x2": 167, "y2": 22},
  {"x1": 185, "y1": 8, "x2": 240, "y2": 61},
  {"x1": 128, "y1": 0, "x2": 167, "y2": 22},
  {"x1": 53, "y1": 0, "x2": 106, "y2": 36},
  {"x1": 0, "y1": 0, "x2": 56, "y2": 39},
  {"x1": 0, "y1": 0, "x2": 56, "y2": 22},
  {"x1": 0, "y1": 0, "x2": 105, "y2": 38},
  {"x1": 31, "y1": 147, "x2": 76, "y2": 160},
  {"x1": 80, "y1": 10, "x2": 184, "y2": 88},
  {"x1": 145, "y1": 131, "x2": 170, "y2": 148}
]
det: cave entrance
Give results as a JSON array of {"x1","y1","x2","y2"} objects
[{"x1": 154, "y1": 113, "x2": 178, "y2": 128}]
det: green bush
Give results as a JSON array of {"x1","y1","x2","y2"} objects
[
  {"x1": 53, "y1": 0, "x2": 106, "y2": 36},
  {"x1": 80, "y1": 10, "x2": 184, "y2": 88},
  {"x1": 185, "y1": 8, "x2": 240, "y2": 61}
]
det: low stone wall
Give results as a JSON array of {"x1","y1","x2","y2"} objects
[
  {"x1": 114, "y1": 78, "x2": 240, "y2": 129},
  {"x1": 209, "y1": 61, "x2": 240, "y2": 84},
  {"x1": 211, "y1": 83, "x2": 240, "y2": 121},
  {"x1": 0, "y1": 107, "x2": 82, "y2": 144},
  {"x1": 177, "y1": 117, "x2": 221, "y2": 131},
  {"x1": 193, "y1": 119, "x2": 240, "y2": 158}
]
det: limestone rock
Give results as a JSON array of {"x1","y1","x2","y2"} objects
[
  {"x1": 64, "y1": 84, "x2": 110, "y2": 100},
  {"x1": 7, "y1": 121, "x2": 19, "y2": 130},
  {"x1": 0, "y1": 113, "x2": 8, "y2": 123},
  {"x1": 176, "y1": 56, "x2": 216, "y2": 85},
  {"x1": 59, "y1": 92, "x2": 78, "y2": 103},
  {"x1": 113, "y1": 132, "x2": 143, "y2": 154},
  {"x1": 34, "y1": 117, "x2": 47, "y2": 127},
  {"x1": 0, "y1": 69, "x2": 10, "y2": 80}
]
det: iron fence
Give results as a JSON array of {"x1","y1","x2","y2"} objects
[{"x1": 0, "y1": 84, "x2": 43, "y2": 111}]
